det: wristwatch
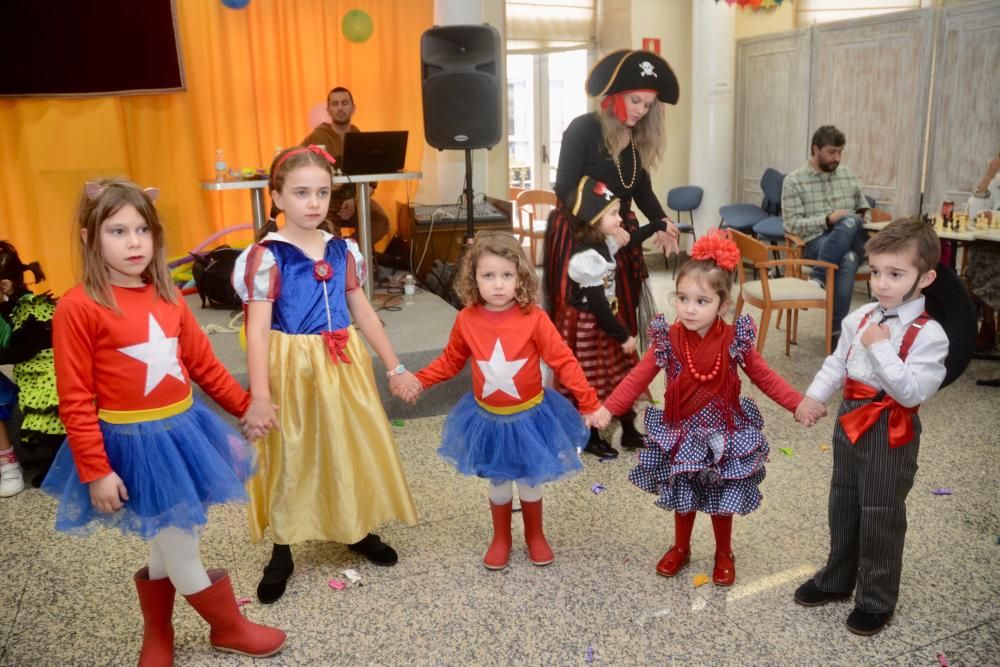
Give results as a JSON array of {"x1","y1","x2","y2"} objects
[
  {"x1": 973, "y1": 189, "x2": 990, "y2": 198},
  {"x1": 386, "y1": 364, "x2": 407, "y2": 378}
]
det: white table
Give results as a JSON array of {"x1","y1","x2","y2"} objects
[
  {"x1": 864, "y1": 220, "x2": 1000, "y2": 275},
  {"x1": 202, "y1": 170, "x2": 422, "y2": 299}
]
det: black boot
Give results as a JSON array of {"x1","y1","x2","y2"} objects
[
  {"x1": 583, "y1": 428, "x2": 618, "y2": 459},
  {"x1": 257, "y1": 543, "x2": 294, "y2": 604},
  {"x1": 619, "y1": 410, "x2": 645, "y2": 450}
]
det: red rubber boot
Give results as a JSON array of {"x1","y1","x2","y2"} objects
[
  {"x1": 184, "y1": 569, "x2": 287, "y2": 657},
  {"x1": 520, "y1": 499, "x2": 554, "y2": 566},
  {"x1": 134, "y1": 567, "x2": 175, "y2": 667},
  {"x1": 484, "y1": 501, "x2": 513, "y2": 569}
]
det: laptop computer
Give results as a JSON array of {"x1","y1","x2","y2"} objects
[{"x1": 339, "y1": 131, "x2": 408, "y2": 175}]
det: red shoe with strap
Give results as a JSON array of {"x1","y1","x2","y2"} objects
[
  {"x1": 655, "y1": 546, "x2": 690, "y2": 577},
  {"x1": 713, "y1": 552, "x2": 736, "y2": 586}
]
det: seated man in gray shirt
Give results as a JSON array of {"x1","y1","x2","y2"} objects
[{"x1": 782, "y1": 125, "x2": 871, "y2": 341}]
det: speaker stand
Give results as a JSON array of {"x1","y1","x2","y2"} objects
[{"x1": 462, "y1": 148, "x2": 475, "y2": 244}]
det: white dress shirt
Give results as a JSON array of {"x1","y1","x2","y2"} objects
[{"x1": 805, "y1": 296, "x2": 949, "y2": 408}]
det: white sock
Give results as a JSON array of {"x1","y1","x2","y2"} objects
[
  {"x1": 488, "y1": 481, "x2": 514, "y2": 505},
  {"x1": 515, "y1": 480, "x2": 543, "y2": 502},
  {"x1": 149, "y1": 527, "x2": 211, "y2": 595}
]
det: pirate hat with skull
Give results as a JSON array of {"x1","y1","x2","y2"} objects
[
  {"x1": 585, "y1": 49, "x2": 679, "y2": 104},
  {"x1": 571, "y1": 176, "x2": 620, "y2": 226}
]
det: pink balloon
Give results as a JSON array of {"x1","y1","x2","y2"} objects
[{"x1": 307, "y1": 102, "x2": 331, "y2": 131}]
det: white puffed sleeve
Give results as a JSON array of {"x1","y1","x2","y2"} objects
[
  {"x1": 343, "y1": 239, "x2": 367, "y2": 290},
  {"x1": 232, "y1": 244, "x2": 279, "y2": 303},
  {"x1": 568, "y1": 249, "x2": 611, "y2": 288}
]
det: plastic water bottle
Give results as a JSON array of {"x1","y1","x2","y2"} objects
[
  {"x1": 403, "y1": 274, "x2": 416, "y2": 305},
  {"x1": 214, "y1": 149, "x2": 227, "y2": 182}
]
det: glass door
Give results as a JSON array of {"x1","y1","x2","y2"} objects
[{"x1": 507, "y1": 49, "x2": 588, "y2": 191}]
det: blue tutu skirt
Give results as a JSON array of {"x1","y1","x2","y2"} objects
[
  {"x1": 41, "y1": 400, "x2": 254, "y2": 540},
  {"x1": 0, "y1": 373, "x2": 16, "y2": 421},
  {"x1": 438, "y1": 388, "x2": 588, "y2": 486}
]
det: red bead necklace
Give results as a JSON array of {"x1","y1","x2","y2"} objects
[{"x1": 683, "y1": 335, "x2": 722, "y2": 382}]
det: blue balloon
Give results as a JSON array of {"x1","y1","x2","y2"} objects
[{"x1": 221, "y1": 0, "x2": 251, "y2": 9}]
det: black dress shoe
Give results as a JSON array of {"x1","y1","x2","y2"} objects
[
  {"x1": 620, "y1": 430, "x2": 646, "y2": 450},
  {"x1": 846, "y1": 607, "x2": 893, "y2": 636},
  {"x1": 257, "y1": 544, "x2": 294, "y2": 604},
  {"x1": 257, "y1": 561, "x2": 294, "y2": 604},
  {"x1": 583, "y1": 436, "x2": 619, "y2": 459},
  {"x1": 794, "y1": 579, "x2": 851, "y2": 607},
  {"x1": 348, "y1": 533, "x2": 398, "y2": 566}
]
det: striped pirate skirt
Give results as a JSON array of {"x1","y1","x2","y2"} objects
[{"x1": 555, "y1": 306, "x2": 638, "y2": 402}]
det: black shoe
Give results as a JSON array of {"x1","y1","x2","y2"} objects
[
  {"x1": 583, "y1": 434, "x2": 619, "y2": 459},
  {"x1": 30, "y1": 462, "x2": 52, "y2": 488},
  {"x1": 348, "y1": 533, "x2": 398, "y2": 566},
  {"x1": 794, "y1": 579, "x2": 851, "y2": 607},
  {"x1": 257, "y1": 544, "x2": 294, "y2": 604},
  {"x1": 620, "y1": 430, "x2": 646, "y2": 450},
  {"x1": 846, "y1": 607, "x2": 893, "y2": 636}
]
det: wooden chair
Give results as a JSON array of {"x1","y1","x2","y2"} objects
[
  {"x1": 731, "y1": 230, "x2": 837, "y2": 355},
  {"x1": 515, "y1": 189, "x2": 555, "y2": 265}
]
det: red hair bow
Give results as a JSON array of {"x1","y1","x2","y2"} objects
[
  {"x1": 592, "y1": 181, "x2": 611, "y2": 198},
  {"x1": 690, "y1": 229, "x2": 740, "y2": 272},
  {"x1": 273, "y1": 144, "x2": 337, "y2": 171}
]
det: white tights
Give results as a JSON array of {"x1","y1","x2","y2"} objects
[
  {"x1": 147, "y1": 527, "x2": 211, "y2": 595},
  {"x1": 488, "y1": 479, "x2": 543, "y2": 505}
]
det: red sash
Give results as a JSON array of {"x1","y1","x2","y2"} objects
[{"x1": 837, "y1": 310, "x2": 930, "y2": 448}]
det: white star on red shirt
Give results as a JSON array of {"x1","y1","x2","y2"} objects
[
  {"x1": 117, "y1": 313, "x2": 186, "y2": 396},
  {"x1": 477, "y1": 338, "x2": 527, "y2": 400}
]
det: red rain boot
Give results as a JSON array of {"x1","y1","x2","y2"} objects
[
  {"x1": 520, "y1": 499, "x2": 554, "y2": 566},
  {"x1": 134, "y1": 567, "x2": 175, "y2": 667},
  {"x1": 184, "y1": 569, "x2": 287, "y2": 657},
  {"x1": 484, "y1": 501, "x2": 513, "y2": 570},
  {"x1": 711, "y1": 514, "x2": 736, "y2": 586},
  {"x1": 656, "y1": 511, "x2": 696, "y2": 577}
]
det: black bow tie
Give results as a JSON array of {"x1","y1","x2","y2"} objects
[{"x1": 877, "y1": 308, "x2": 899, "y2": 323}]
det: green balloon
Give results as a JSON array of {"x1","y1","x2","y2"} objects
[{"x1": 342, "y1": 9, "x2": 373, "y2": 43}]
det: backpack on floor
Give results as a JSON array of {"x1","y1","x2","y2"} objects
[{"x1": 192, "y1": 246, "x2": 243, "y2": 310}]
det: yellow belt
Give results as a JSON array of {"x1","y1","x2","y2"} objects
[
  {"x1": 476, "y1": 391, "x2": 544, "y2": 415},
  {"x1": 98, "y1": 392, "x2": 193, "y2": 424}
]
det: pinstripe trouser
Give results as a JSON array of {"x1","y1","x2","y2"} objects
[{"x1": 813, "y1": 397, "x2": 921, "y2": 614}]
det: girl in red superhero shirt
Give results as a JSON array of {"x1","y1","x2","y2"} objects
[
  {"x1": 591, "y1": 230, "x2": 803, "y2": 586},
  {"x1": 409, "y1": 231, "x2": 604, "y2": 570},
  {"x1": 42, "y1": 179, "x2": 285, "y2": 664}
]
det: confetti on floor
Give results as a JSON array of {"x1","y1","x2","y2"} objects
[
  {"x1": 328, "y1": 578, "x2": 346, "y2": 590},
  {"x1": 820, "y1": 444, "x2": 830, "y2": 452},
  {"x1": 932, "y1": 488, "x2": 953, "y2": 496},
  {"x1": 779, "y1": 447, "x2": 794, "y2": 457},
  {"x1": 235, "y1": 596, "x2": 252, "y2": 607},
  {"x1": 391, "y1": 419, "x2": 405, "y2": 427},
  {"x1": 584, "y1": 646, "x2": 595, "y2": 663},
  {"x1": 591, "y1": 483, "x2": 606, "y2": 495},
  {"x1": 692, "y1": 573, "x2": 710, "y2": 588}
]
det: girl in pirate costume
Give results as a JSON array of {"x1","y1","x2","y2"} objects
[
  {"x1": 544, "y1": 50, "x2": 681, "y2": 457},
  {"x1": 0, "y1": 242, "x2": 64, "y2": 491},
  {"x1": 557, "y1": 177, "x2": 667, "y2": 459},
  {"x1": 591, "y1": 230, "x2": 803, "y2": 587},
  {"x1": 235, "y1": 146, "x2": 419, "y2": 604}
]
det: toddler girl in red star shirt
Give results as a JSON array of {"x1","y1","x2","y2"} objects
[{"x1": 409, "y1": 231, "x2": 603, "y2": 570}]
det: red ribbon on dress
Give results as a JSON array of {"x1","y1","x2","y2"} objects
[
  {"x1": 322, "y1": 329, "x2": 352, "y2": 365},
  {"x1": 838, "y1": 378, "x2": 918, "y2": 448}
]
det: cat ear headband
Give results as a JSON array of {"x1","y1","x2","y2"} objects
[{"x1": 84, "y1": 181, "x2": 160, "y2": 204}]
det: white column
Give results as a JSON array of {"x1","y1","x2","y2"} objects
[
  {"x1": 688, "y1": 0, "x2": 736, "y2": 237},
  {"x1": 417, "y1": 0, "x2": 506, "y2": 205}
]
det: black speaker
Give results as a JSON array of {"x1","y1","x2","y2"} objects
[{"x1": 421, "y1": 25, "x2": 502, "y2": 151}]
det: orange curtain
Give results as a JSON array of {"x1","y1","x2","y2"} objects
[{"x1": 0, "y1": 0, "x2": 432, "y2": 295}]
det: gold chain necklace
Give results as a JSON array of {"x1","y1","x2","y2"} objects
[{"x1": 614, "y1": 130, "x2": 637, "y2": 189}]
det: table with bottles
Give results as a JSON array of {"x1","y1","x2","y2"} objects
[{"x1": 864, "y1": 211, "x2": 1000, "y2": 274}]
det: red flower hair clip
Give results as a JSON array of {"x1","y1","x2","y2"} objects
[{"x1": 690, "y1": 229, "x2": 740, "y2": 272}]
